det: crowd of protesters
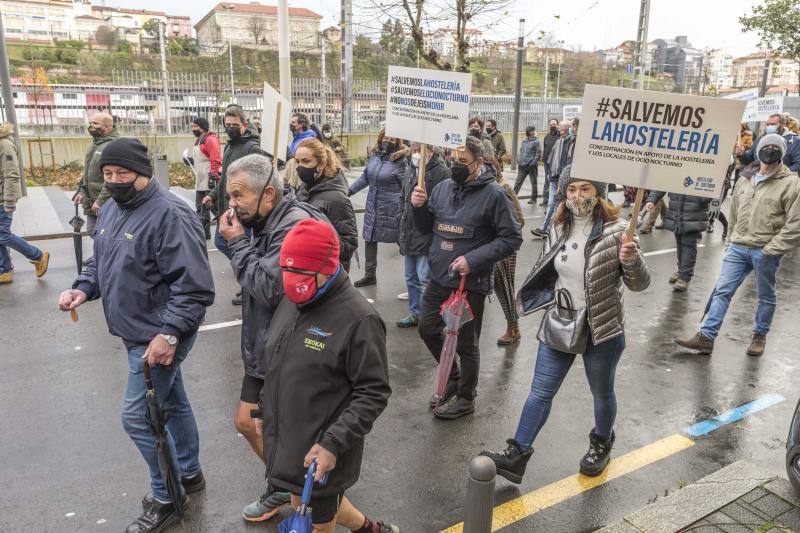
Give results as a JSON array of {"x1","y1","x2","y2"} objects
[{"x1": 15, "y1": 101, "x2": 791, "y2": 532}]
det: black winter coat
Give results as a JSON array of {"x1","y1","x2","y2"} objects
[
  {"x1": 348, "y1": 152, "x2": 406, "y2": 243},
  {"x1": 413, "y1": 164, "x2": 523, "y2": 295},
  {"x1": 260, "y1": 271, "x2": 391, "y2": 496},
  {"x1": 542, "y1": 131, "x2": 560, "y2": 163},
  {"x1": 208, "y1": 124, "x2": 265, "y2": 217},
  {"x1": 648, "y1": 191, "x2": 711, "y2": 234},
  {"x1": 296, "y1": 169, "x2": 359, "y2": 270},
  {"x1": 398, "y1": 153, "x2": 451, "y2": 256}
]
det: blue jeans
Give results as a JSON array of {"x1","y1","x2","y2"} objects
[
  {"x1": 403, "y1": 254, "x2": 430, "y2": 317},
  {"x1": 0, "y1": 210, "x2": 42, "y2": 273},
  {"x1": 542, "y1": 163, "x2": 551, "y2": 200},
  {"x1": 701, "y1": 243, "x2": 781, "y2": 340},
  {"x1": 214, "y1": 225, "x2": 232, "y2": 260},
  {"x1": 122, "y1": 334, "x2": 201, "y2": 502},
  {"x1": 514, "y1": 334, "x2": 626, "y2": 451},
  {"x1": 539, "y1": 179, "x2": 560, "y2": 232}
]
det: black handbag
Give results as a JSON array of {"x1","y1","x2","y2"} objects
[{"x1": 537, "y1": 288, "x2": 589, "y2": 354}]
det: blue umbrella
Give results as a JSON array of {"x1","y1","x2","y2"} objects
[{"x1": 278, "y1": 460, "x2": 329, "y2": 533}]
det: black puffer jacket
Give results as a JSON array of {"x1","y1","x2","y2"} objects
[
  {"x1": 647, "y1": 191, "x2": 711, "y2": 234},
  {"x1": 208, "y1": 124, "x2": 265, "y2": 217},
  {"x1": 398, "y1": 152, "x2": 451, "y2": 256},
  {"x1": 296, "y1": 169, "x2": 359, "y2": 270}
]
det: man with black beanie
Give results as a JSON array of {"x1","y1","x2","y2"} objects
[
  {"x1": 190, "y1": 117, "x2": 221, "y2": 239},
  {"x1": 58, "y1": 137, "x2": 215, "y2": 533}
]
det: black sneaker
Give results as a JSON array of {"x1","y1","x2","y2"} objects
[
  {"x1": 433, "y1": 396, "x2": 474, "y2": 420},
  {"x1": 141, "y1": 471, "x2": 204, "y2": 508},
  {"x1": 354, "y1": 276, "x2": 377, "y2": 287},
  {"x1": 479, "y1": 439, "x2": 533, "y2": 484},
  {"x1": 531, "y1": 228, "x2": 546, "y2": 238},
  {"x1": 126, "y1": 494, "x2": 189, "y2": 533},
  {"x1": 579, "y1": 429, "x2": 615, "y2": 477},
  {"x1": 429, "y1": 381, "x2": 458, "y2": 410}
]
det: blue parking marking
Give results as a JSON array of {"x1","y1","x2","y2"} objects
[{"x1": 684, "y1": 393, "x2": 785, "y2": 437}]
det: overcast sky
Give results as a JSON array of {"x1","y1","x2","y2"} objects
[{"x1": 107, "y1": 0, "x2": 763, "y2": 56}]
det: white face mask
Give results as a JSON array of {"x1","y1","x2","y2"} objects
[{"x1": 411, "y1": 152, "x2": 421, "y2": 168}]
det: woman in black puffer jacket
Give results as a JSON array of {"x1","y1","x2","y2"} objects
[{"x1": 645, "y1": 191, "x2": 710, "y2": 292}]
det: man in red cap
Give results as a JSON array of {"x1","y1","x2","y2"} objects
[{"x1": 254, "y1": 218, "x2": 399, "y2": 533}]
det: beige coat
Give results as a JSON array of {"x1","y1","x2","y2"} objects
[
  {"x1": 729, "y1": 164, "x2": 800, "y2": 256},
  {"x1": 0, "y1": 124, "x2": 21, "y2": 209}
]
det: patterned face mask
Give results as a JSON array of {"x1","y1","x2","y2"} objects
[{"x1": 565, "y1": 195, "x2": 598, "y2": 217}]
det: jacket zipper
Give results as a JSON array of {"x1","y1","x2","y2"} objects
[{"x1": 266, "y1": 309, "x2": 302, "y2": 477}]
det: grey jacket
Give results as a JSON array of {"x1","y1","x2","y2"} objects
[
  {"x1": 518, "y1": 136, "x2": 541, "y2": 167},
  {"x1": 517, "y1": 216, "x2": 650, "y2": 344},
  {"x1": 228, "y1": 187, "x2": 327, "y2": 379}
]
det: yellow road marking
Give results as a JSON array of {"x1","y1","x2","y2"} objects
[{"x1": 441, "y1": 434, "x2": 694, "y2": 532}]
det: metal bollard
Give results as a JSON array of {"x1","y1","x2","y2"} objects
[
  {"x1": 153, "y1": 154, "x2": 169, "y2": 190},
  {"x1": 463, "y1": 455, "x2": 496, "y2": 533}
]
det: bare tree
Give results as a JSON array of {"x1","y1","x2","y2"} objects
[
  {"x1": 247, "y1": 16, "x2": 266, "y2": 45},
  {"x1": 363, "y1": 0, "x2": 515, "y2": 72}
]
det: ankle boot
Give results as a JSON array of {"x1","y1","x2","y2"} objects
[
  {"x1": 579, "y1": 429, "x2": 615, "y2": 477},
  {"x1": 479, "y1": 439, "x2": 533, "y2": 484}
]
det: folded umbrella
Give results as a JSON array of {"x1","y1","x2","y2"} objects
[
  {"x1": 143, "y1": 361, "x2": 185, "y2": 519},
  {"x1": 68, "y1": 203, "x2": 84, "y2": 274},
  {"x1": 278, "y1": 460, "x2": 329, "y2": 533},
  {"x1": 434, "y1": 274, "x2": 473, "y2": 410}
]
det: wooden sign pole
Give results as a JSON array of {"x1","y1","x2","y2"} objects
[
  {"x1": 273, "y1": 101, "x2": 282, "y2": 168},
  {"x1": 627, "y1": 187, "x2": 645, "y2": 241},
  {"x1": 417, "y1": 144, "x2": 428, "y2": 190}
]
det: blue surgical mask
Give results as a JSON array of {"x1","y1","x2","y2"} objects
[{"x1": 765, "y1": 125, "x2": 779, "y2": 135}]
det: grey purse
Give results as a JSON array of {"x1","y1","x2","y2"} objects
[{"x1": 537, "y1": 288, "x2": 589, "y2": 354}]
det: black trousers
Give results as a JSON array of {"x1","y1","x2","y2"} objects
[
  {"x1": 675, "y1": 231, "x2": 701, "y2": 282},
  {"x1": 513, "y1": 164, "x2": 538, "y2": 198},
  {"x1": 195, "y1": 190, "x2": 211, "y2": 237},
  {"x1": 418, "y1": 281, "x2": 486, "y2": 401},
  {"x1": 363, "y1": 240, "x2": 378, "y2": 278}
]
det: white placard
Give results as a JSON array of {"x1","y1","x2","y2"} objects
[
  {"x1": 745, "y1": 96, "x2": 784, "y2": 122},
  {"x1": 562, "y1": 104, "x2": 582, "y2": 120},
  {"x1": 571, "y1": 84, "x2": 746, "y2": 198},
  {"x1": 261, "y1": 82, "x2": 292, "y2": 161},
  {"x1": 385, "y1": 65, "x2": 473, "y2": 149},
  {"x1": 723, "y1": 88, "x2": 759, "y2": 102}
]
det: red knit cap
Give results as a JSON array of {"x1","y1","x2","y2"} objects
[{"x1": 280, "y1": 219, "x2": 340, "y2": 275}]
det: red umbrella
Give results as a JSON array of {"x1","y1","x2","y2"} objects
[{"x1": 433, "y1": 274, "x2": 473, "y2": 409}]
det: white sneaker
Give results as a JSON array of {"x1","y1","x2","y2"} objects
[{"x1": 397, "y1": 292, "x2": 409, "y2": 300}]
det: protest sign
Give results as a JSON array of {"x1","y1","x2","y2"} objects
[
  {"x1": 261, "y1": 81, "x2": 291, "y2": 164},
  {"x1": 385, "y1": 65, "x2": 472, "y2": 187},
  {"x1": 571, "y1": 84, "x2": 745, "y2": 201},
  {"x1": 745, "y1": 96, "x2": 784, "y2": 122},
  {"x1": 724, "y1": 88, "x2": 759, "y2": 122},
  {"x1": 562, "y1": 104, "x2": 582, "y2": 121}
]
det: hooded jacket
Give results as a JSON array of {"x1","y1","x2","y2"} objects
[
  {"x1": 296, "y1": 169, "x2": 359, "y2": 269},
  {"x1": 740, "y1": 129, "x2": 800, "y2": 172},
  {"x1": 518, "y1": 135, "x2": 541, "y2": 167},
  {"x1": 647, "y1": 191, "x2": 711, "y2": 235},
  {"x1": 208, "y1": 124, "x2": 264, "y2": 217},
  {"x1": 228, "y1": 187, "x2": 327, "y2": 379},
  {"x1": 0, "y1": 124, "x2": 21, "y2": 209},
  {"x1": 487, "y1": 129, "x2": 507, "y2": 159},
  {"x1": 289, "y1": 129, "x2": 318, "y2": 157},
  {"x1": 349, "y1": 151, "x2": 406, "y2": 243},
  {"x1": 260, "y1": 271, "x2": 390, "y2": 497},
  {"x1": 729, "y1": 163, "x2": 800, "y2": 256},
  {"x1": 412, "y1": 164, "x2": 523, "y2": 295},
  {"x1": 78, "y1": 127, "x2": 120, "y2": 210},
  {"x1": 73, "y1": 179, "x2": 215, "y2": 344},
  {"x1": 398, "y1": 151, "x2": 451, "y2": 256},
  {"x1": 517, "y1": 216, "x2": 650, "y2": 345}
]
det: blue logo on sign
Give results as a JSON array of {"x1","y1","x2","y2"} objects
[
  {"x1": 683, "y1": 176, "x2": 694, "y2": 188},
  {"x1": 444, "y1": 133, "x2": 450, "y2": 142}
]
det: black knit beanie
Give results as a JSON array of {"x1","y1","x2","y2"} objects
[
  {"x1": 99, "y1": 138, "x2": 153, "y2": 177},
  {"x1": 192, "y1": 116, "x2": 210, "y2": 131}
]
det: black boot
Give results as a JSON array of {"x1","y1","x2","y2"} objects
[
  {"x1": 126, "y1": 494, "x2": 189, "y2": 533},
  {"x1": 354, "y1": 276, "x2": 377, "y2": 287},
  {"x1": 429, "y1": 380, "x2": 458, "y2": 410},
  {"x1": 479, "y1": 439, "x2": 533, "y2": 484},
  {"x1": 579, "y1": 429, "x2": 615, "y2": 477}
]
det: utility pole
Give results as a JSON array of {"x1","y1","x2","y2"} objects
[
  {"x1": 510, "y1": 18, "x2": 525, "y2": 172},
  {"x1": 542, "y1": 55, "x2": 549, "y2": 98},
  {"x1": 228, "y1": 40, "x2": 235, "y2": 103},
  {"x1": 320, "y1": 36, "x2": 327, "y2": 125},
  {"x1": 277, "y1": 0, "x2": 291, "y2": 102},
  {"x1": 340, "y1": 0, "x2": 353, "y2": 132},
  {"x1": 555, "y1": 62, "x2": 561, "y2": 98},
  {"x1": 158, "y1": 20, "x2": 172, "y2": 134},
  {"x1": 633, "y1": 0, "x2": 650, "y2": 89},
  {"x1": 759, "y1": 48, "x2": 772, "y2": 97},
  {"x1": 0, "y1": 8, "x2": 25, "y2": 194}
]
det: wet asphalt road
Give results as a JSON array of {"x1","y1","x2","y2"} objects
[{"x1": 1, "y1": 196, "x2": 799, "y2": 533}]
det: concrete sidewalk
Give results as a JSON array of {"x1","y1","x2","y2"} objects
[
  {"x1": 11, "y1": 167, "x2": 538, "y2": 240},
  {"x1": 599, "y1": 461, "x2": 800, "y2": 532}
]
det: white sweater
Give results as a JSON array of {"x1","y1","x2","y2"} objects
[{"x1": 554, "y1": 215, "x2": 593, "y2": 310}]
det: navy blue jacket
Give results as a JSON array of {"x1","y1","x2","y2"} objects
[
  {"x1": 74, "y1": 179, "x2": 215, "y2": 344},
  {"x1": 647, "y1": 191, "x2": 711, "y2": 234},
  {"x1": 740, "y1": 131, "x2": 800, "y2": 173},
  {"x1": 349, "y1": 152, "x2": 406, "y2": 243},
  {"x1": 412, "y1": 164, "x2": 523, "y2": 295},
  {"x1": 398, "y1": 152, "x2": 451, "y2": 256}
]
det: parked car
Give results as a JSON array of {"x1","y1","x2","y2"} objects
[{"x1": 788, "y1": 396, "x2": 800, "y2": 495}]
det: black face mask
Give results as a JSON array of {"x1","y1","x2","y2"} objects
[
  {"x1": 469, "y1": 128, "x2": 481, "y2": 137},
  {"x1": 192, "y1": 130, "x2": 202, "y2": 138},
  {"x1": 88, "y1": 126, "x2": 102, "y2": 138},
  {"x1": 226, "y1": 126, "x2": 242, "y2": 141},
  {"x1": 451, "y1": 163, "x2": 471, "y2": 184},
  {"x1": 759, "y1": 147, "x2": 782, "y2": 165},
  {"x1": 381, "y1": 140, "x2": 397, "y2": 154},
  {"x1": 105, "y1": 179, "x2": 139, "y2": 205},
  {"x1": 236, "y1": 184, "x2": 268, "y2": 229},
  {"x1": 486, "y1": 127, "x2": 495, "y2": 134},
  {"x1": 550, "y1": 126, "x2": 558, "y2": 135},
  {"x1": 297, "y1": 165, "x2": 319, "y2": 186}
]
